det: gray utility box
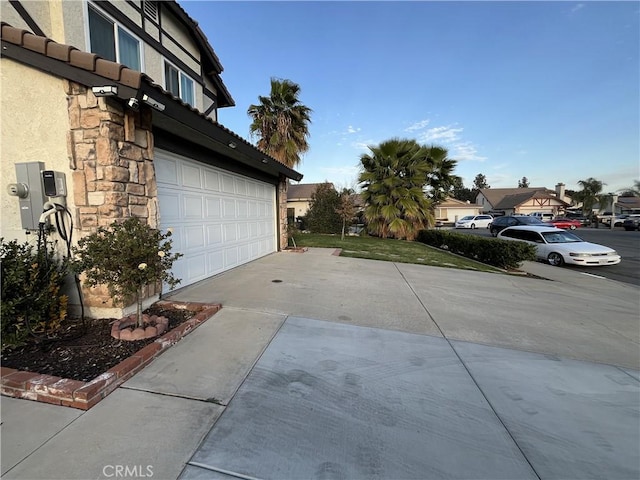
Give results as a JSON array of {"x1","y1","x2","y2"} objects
[{"x1": 15, "y1": 162, "x2": 46, "y2": 230}]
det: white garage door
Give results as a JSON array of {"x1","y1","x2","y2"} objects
[{"x1": 155, "y1": 149, "x2": 277, "y2": 289}]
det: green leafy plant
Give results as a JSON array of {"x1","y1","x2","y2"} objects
[
  {"x1": 1, "y1": 238, "x2": 68, "y2": 350},
  {"x1": 72, "y1": 218, "x2": 182, "y2": 328}
]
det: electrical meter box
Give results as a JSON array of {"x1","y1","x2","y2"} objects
[{"x1": 14, "y1": 162, "x2": 47, "y2": 230}]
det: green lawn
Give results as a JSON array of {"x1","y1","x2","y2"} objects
[{"x1": 291, "y1": 233, "x2": 500, "y2": 273}]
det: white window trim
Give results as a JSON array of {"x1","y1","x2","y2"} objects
[
  {"x1": 83, "y1": 1, "x2": 145, "y2": 72},
  {"x1": 162, "y1": 59, "x2": 196, "y2": 106}
]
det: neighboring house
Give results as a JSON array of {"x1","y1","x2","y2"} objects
[
  {"x1": 1, "y1": 1, "x2": 302, "y2": 318},
  {"x1": 287, "y1": 183, "x2": 334, "y2": 219},
  {"x1": 476, "y1": 184, "x2": 570, "y2": 216},
  {"x1": 616, "y1": 196, "x2": 640, "y2": 214},
  {"x1": 433, "y1": 198, "x2": 482, "y2": 223}
]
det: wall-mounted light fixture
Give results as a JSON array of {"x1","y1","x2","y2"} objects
[
  {"x1": 142, "y1": 94, "x2": 165, "y2": 112},
  {"x1": 228, "y1": 142, "x2": 237, "y2": 149},
  {"x1": 92, "y1": 85, "x2": 118, "y2": 97}
]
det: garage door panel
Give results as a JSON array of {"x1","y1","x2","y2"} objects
[
  {"x1": 182, "y1": 164, "x2": 202, "y2": 188},
  {"x1": 224, "y1": 223, "x2": 237, "y2": 242},
  {"x1": 204, "y1": 170, "x2": 220, "y2": 191},
  {"x1": 155, "y1": 158, "x2": 179, "y2": 184},
  {"x1": 184, "y1": 225, "x2": 206, "y2": 249},
  {"x1": 208, "y1": 251, "x2": 224, "y2": 273},
  {"x1": 184, "y1": 195, "x2": 204, "y2": 219},
  {"x1": 156, "y1": 149, "x2": 276, "y2": 290},
  {"x1": 205, "y1": 197, "x2": 222, "y2": 219},
  {"x1": 186, "y1": 253, "x2": 207, "y2": 281},
  {"x1": 224, "y1": 247, "x2": 238, "y2": 267},
  {"x1": 207, "y1": 225, "x2": 223, "y2": 245},
  {"x1": 221, "y1": 174, "x2": 235, "y2": 194},
  {"x1": 160, "y1": 192, "x2": 181, "y2": 221}
]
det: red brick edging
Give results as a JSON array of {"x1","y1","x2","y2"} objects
[{"x1": 1, "y1": 301, "x2": 221, "y2": 410}]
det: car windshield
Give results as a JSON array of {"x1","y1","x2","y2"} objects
[
  {"x1": 460, "y1": 216, "x2": 474, "y2": 221},
  {"x1": 541, "y1": 231, "x2": 583, "y2": 244}
]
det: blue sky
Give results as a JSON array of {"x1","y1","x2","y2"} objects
[{"x1": 182, "y1": 1, "x2": 639, "y2": 193}]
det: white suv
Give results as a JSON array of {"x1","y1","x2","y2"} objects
[
  {"x1": 529, "y1": 212, "x2": 554, "y2": 221},
  {"x1": 454, "y1": 214, "x2": 493, "y2": 229}
]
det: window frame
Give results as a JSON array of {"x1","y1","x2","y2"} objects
[
  {"x1": 163, "y1": 59, "x2": 196, "y2": 107},
  {"x1": 85, "y1": 2, "x2": 144, "y2": 71}
]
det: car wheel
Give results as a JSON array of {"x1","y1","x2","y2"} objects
[
  {"x1": 548, "y1": 252, "x2": 564, "y2": 267},
  {"x1": 569, "y1": 225, "x2": 576, "y2": 230},
  {"x1": 490, "y1": 228, "x2": 498, "y2": 237},
  {"x1": 471, "y1": 223, "x2": 476, "y2": 229}
]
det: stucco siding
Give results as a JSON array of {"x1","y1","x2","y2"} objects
[
  {"x1": 1, "y1": 59, "x2": 72, "y2": 243},
  {"x1": 288, "y1": 200, "x2": 311, "y2": 218},
  {"x1": 160, "y1": 11, "x2": 200, "y2": 72}
]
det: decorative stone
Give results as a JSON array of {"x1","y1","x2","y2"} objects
[{"x1": 111, "y1": 314, "x2": 170, "y2": 340}]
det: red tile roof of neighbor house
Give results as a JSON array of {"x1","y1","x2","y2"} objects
[{"x1": 0, "y1": 22, "x2": 302, "y2": 180}]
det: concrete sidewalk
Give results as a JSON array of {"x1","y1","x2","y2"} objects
[{"x1": 1, "y1": 249, "x2": 638, "y2": 479}]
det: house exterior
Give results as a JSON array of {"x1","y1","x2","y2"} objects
[
  {"x1": 1, "y1": 1, "x2": 302, "y2": 318},
  {"x1": 434, "y1": 198, "x2": 482, "y2": 223},
  {"x1": 476, "y1": 184, "x2": 571, "y2": 216},
  {"x1": 287, "y1": 182, "x2": 333, "y2": 220}
]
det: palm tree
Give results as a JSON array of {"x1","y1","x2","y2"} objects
[
  {"x1": 358, "y1": 138, "x2": 435, "y2": 241},
  {"x1": 247, "y1": 78, "x2": 312, "y2": 168},
  {"x1": 424, "y1": 145, "x2": 457, "y2": 205},
  {"x1": 574, "y1": 177, "x2": 606, "y2": 215}
]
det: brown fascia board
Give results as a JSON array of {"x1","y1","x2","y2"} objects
[{"x1": 138, "y1": 82, "x2": 302, "y2": 182}]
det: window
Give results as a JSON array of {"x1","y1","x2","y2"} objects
[
  {"x1": 164, "y1": 61, "x2": 195, "y2": 106},
  {"x1": 88, "y1": 6, "x2": 141, "y2": 71}
]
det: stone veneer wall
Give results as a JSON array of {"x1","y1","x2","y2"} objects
[
  {"x1": 65, "y1": 81, "x2": 160, "y2": 311},
  {"x1": 278, "y1": 175, "x2": 288, "y2": 250}
]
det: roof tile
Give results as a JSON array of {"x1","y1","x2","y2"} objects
[
  {"x1": 119, "y1": 68, "x2": 142, "y2": 89},
  {"x1": 69, "y1": 50, "x2": 98, "y2": 72},
  {"x1": 46, "y1": 42, "x2": 73, "y2": 62},
  {"x1": 22, "y1": 33, "x2": 49, "y2": 54},
  {"x1": 1, "y1": 23, "x2": 28, "y2": 45},
  {"x1": 95, "y1": 58, "x2": 124, "y2": 81}
]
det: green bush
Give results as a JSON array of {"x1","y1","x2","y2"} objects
[
  {"x1": 415, "y1": 230, "x2": 536, "y2": 270},
  {"x1": 1, "y1": 238, "x2": 68, "y2": 350},
  {"x1": 306, "y1": 183, "x2": 342, "y2": 234},
  {"x1": 72, "y1": 218, "x2": 182, "y2": 327}
]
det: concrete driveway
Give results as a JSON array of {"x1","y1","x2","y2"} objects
[
  {"x1": 170, "y1": 248, "x2": 639, "y2": 480},
  {"x1": 2, "y1": 248, "x2": 638, "y2": 480}
]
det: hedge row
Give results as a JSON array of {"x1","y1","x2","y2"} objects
[{"x1": 415, "y1": 230, "x2": 536, "y2": 270}]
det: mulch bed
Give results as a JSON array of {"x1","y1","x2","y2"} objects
[{"x1": 1, "y1": 304, "x2": 195, "y2": 382}]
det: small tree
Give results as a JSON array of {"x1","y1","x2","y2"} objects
[
  {"x1": 73, "y1": 218, "x2": 182, "y2": 328},
  {"x1": 518, "y1": 177, "x2": 530, "y2": 188},
  {"x1": 335, "y1": 189, "x2": 358, "y2": 240},
  {"x1": 473, "y1": 173, "x2": 490, "y2": 190},
  {"x1": 306, "y1": 183, "x2": 342, "y2": 233}
]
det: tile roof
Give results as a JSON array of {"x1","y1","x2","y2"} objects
[{"x1": 1, "y1": 22, "x2": 144, "y2": 88}]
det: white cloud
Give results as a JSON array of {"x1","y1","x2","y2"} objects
[
  {"x1": 418, "y1": 125, "x2": 464, "y2": 143},
  {"x1": 450, "y1": 142, "x2": 487, "y2": 162},
  {"x1": 405, "y1": 119, "x2": 430, "y2": 132},
  {"x1": 346, "y1": 125, "x2": 361, "y2": 134},
  {"x1": 571, "y1": 3, "x2": 584, "y2": 13}
]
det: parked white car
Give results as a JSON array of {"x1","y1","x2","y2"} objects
[
  {"x1": 454, "y1": 214, "x2": 493, "y2": 229},
  {"x1": 497, "y1": 225, "x2": 621, "y2": 267}
]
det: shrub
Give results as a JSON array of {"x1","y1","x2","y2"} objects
[
  {"x1": 306, "y1": 183, "x2": 342, "y2": 234},
  {"x1": 72, "y1": 218, "x2": 182, "y2": 327},
  {"x1": 415, "y1": 230, "x2": 536, "y2": 270},
  {"x1": 1, "y1": 238, "x2": 68, "y2": 350}
]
